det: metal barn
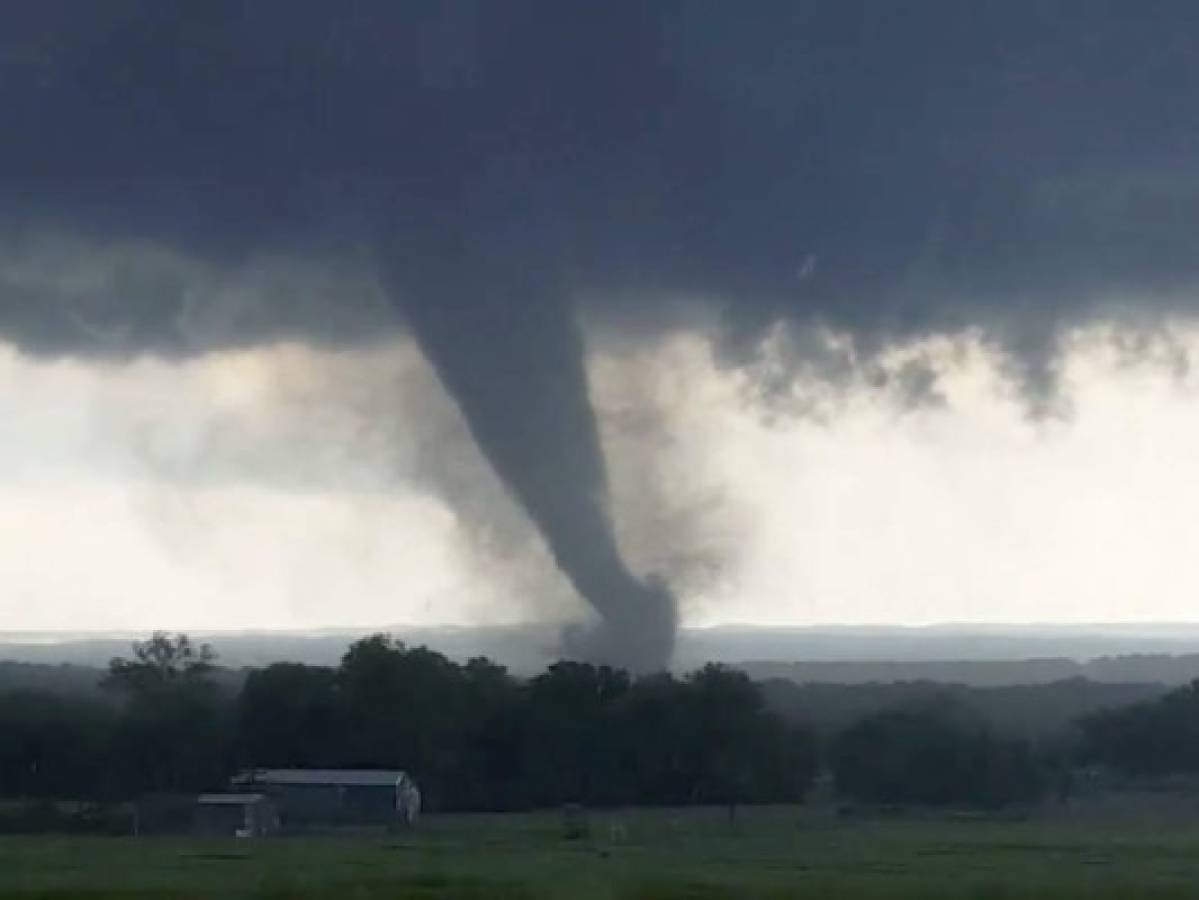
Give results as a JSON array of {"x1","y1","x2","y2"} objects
[
  {"x1": 232, "y1": 769, "x2": 420, "y2": 831},
  {"x1": 195, "y1": 793, "x2": 279, "y2": 837}
]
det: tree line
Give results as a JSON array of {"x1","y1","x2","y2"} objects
[
  {"x1": 1076, "y1": 679, "x2": 1199, "y2": 777},
  {"x1": 9, "y1": 631, "x2": 1190, "y2": 819},
  {"x1": 0, "y1": 633, "x2": 815, "y2": 812}
]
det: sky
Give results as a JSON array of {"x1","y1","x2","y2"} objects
[
  {"x1": 3, "y1": 3, "x2": 1199, "y2": 640},
  {"x1": 5, "y1": 265, "x2": 1199, "y2": 632}
]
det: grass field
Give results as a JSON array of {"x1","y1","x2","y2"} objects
[{"x1": 4, "y1": 804, "x2": 1199, "y2": 899}]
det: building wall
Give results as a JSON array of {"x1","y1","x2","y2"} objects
[
  {"x1": 194, "y1": 804, "x2": 247, "y2": 836},
  {"x1": 266, "y1": 783, "x2": 402, "y2": 830},
  {"x1": 194, "y1": 800, "x2": 279, "y2": 837}
]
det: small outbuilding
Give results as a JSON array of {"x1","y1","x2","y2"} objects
[
  {"x1": 195, "y1": 793, "x2": 279, "y2": 837},
  {"x1": 232, "y1": 769, "x2": 420, "y2": 831}
]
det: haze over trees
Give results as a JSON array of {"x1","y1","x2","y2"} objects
[
  {"x1": 1077, "y1": 680, "x2": 1199, "y2": 777},
  {"x1": 0, "y1": 633, "x2": 816, "y2": 812},
  {"x1": 5, "y1": 631, "x2": 1199, "y2": 825},
  {"x1": 831, "y1": 706, "x2": 1045, "y2": 808}
]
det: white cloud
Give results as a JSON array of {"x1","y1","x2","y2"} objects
[{"x1": 4, "y1": 315, "x2": 1199, "y2": 631}]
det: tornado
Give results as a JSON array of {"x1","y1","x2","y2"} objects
[{"x1": 388, "y1": 235, "x2": 676, "y2": 673}]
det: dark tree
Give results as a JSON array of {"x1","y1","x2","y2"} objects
[
  {"x1": 105, "y1": 633, "x2": 232, "y2": 795},
  {"x1": 104, "y1": 632, "x2": 216, "y2": 693},
  {"x1": 611, "y1": 673, "x2": 693, "y2": 804},
  {"x1": 337, "y1": 635, "x2": 471, "y2": 807},
  {"x1": 832, "y1": 704, "x2": 1045, "y2": 808},
  {"x1": 453, "y1": 657, "x2": 526, "y2": 810},
  {"x1": 0, "y1": 691, "x2": 114, "y2": 799},
  {"x1": 524, "y1": 661, "x2": 630, "y2": 805},
  {"x1": 1078, "y1": 679, "x2": 1199, "y2": 776},
  {"x1": 239, "y1": 663, "x2": 340, "y2": 768}
]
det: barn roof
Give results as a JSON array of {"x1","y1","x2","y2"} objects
[
  {"x1": 237, "y1": 769, "x2": 408, "y2": 787},
  {"x1": 198, "y1": 793, "x2": 267, "y2": 805}
]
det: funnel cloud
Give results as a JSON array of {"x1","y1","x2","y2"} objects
[{"x1": 391, "y1": 240, "x2": 676, "y2": 670}]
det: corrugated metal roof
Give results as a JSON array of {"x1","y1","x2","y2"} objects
[
  {"x1": 239, "y1": 769, "x2": 407, "y2": 787},
  {"x1": 198, "y1": 793, "x2": 266, "y2": 805}
]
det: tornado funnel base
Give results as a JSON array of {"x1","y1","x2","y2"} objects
[{"x1": 560, "y1": 577, "x2": 677, "y2": 674}]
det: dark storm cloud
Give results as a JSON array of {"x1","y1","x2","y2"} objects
[
  {"x1": 5, "y1": 2, "x2": 1197, "y2": 359},
  {"x1": 3, "y1": 0, "x2": 1198, "y2": 667},
  {"x1": 0, "y1": 232, "x2": 393, "y2": 356}
]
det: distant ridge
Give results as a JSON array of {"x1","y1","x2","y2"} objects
[
  {"x1": 740, "y1": 655, "x2": 1199, "y2": 688},
  {"x1": 6, "y1": 623, "x2": 1199, "y2": 684}
]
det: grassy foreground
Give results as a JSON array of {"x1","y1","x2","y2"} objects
[{"x1": 3, "y1": 805, "x2": 1199, "y2": 899}]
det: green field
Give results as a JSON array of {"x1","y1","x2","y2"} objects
[{"x1": 4, "y1": 805, "x2": 1199, "y2": 899}]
